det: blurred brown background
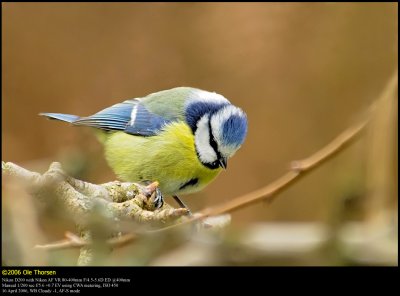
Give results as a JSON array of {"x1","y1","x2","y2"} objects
[{"x1": 2, "y1": 3, "x2": 397, "y2": 233}]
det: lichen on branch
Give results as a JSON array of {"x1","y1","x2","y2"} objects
[
  {"x1": 2, "y1": 161, "x2": 188, "y2": 224},
  {"x1": 2, "y1": 161, "x2": 190, "y2": 265}
]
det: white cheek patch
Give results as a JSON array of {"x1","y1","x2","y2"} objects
[{"x1": 195, "y1": 115, "x2": 218, "y2": 164}]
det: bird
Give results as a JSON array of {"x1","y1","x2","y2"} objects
[{"x1": 40, "y1": 87, "x2": 248, "y2": 211}]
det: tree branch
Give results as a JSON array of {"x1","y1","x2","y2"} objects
[
  {"x1": 2, "y1": 161, "x2": 189, "y2": 223},
  {"x1": 2, "y1": 161, "x2": 190, "y2": 261}
]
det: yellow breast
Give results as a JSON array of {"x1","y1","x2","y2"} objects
[{"x1": 103, "y1": 121, "x2": 222, "y2": 195}]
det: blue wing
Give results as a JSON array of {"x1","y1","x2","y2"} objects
[{"x1": 73, "y1": 99, "x2": 170, "y2": 136}]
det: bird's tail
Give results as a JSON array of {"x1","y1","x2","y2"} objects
[{"x1": 39, "y1": 113, "x2": 81, "y2": 123}]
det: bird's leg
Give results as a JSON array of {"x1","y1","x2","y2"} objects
[{"x1": 172, "y1": 195, "x2": 192, "y2": 216}]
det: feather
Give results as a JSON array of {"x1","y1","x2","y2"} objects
[
  {"x1": 72, "y1": 99, "x2": 171, "y2": 136},
  {"x1": 124, "y1": 104, "x2": 169, "y2": 136},
  {"x1": 185, "y1": 101, "x2": 228, "y2": 132},
  {"x1": 39, "y1": 113, "x2": 81, "y2": 123}
]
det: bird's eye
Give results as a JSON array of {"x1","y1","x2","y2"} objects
[{"x1": 210, "y1": 161, "x2": 219, "y2": 168}]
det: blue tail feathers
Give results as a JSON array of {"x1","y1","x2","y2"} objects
[{"x1": 39, "y1": 113, "x2": 81, "y2": 123}]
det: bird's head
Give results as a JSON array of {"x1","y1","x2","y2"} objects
[{"x1": 186, "y1": 90, "x2": 248, "y2": 170}]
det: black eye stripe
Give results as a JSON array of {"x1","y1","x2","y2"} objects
[
  {"x1": 208, "y1": 119, "x2": 222, "y2": 161},
  {"x1": 194, "y1": 115, "x2": 222, "y2": 170}
]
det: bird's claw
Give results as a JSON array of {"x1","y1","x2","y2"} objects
[
  {"x1": 154, "y1": 188, "x2": 164, "y2": 209},
  {"x1": 142, "y1": 181, "x2": 164, "y2": 209}
]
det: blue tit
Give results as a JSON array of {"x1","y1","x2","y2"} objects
[{"x1": 40, "y1": 87, "x2": 248, "y2": 209}]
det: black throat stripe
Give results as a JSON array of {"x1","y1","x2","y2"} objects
[{"x1": 179, "y1": 178, "x2": 199, "y2": 190}]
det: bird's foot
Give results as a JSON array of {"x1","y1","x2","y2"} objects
[
  {"x1": 143, "y1": 181, "x2": 164, "y2": 209},
  {"x1": 154, "y1": 187, "x2": 164, "y2": 209}
]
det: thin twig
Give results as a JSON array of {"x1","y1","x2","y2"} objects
[
  {"x1": 154, "y1": 71, "x2": 398, "y2": 231},
  {"x1": 200, "y1": 118, "x2": 368, "y2": 217},
  {"x1": 107, "y1": 233, "x2": 138, "y2": 248},
  {"x1": 35, "y1": 231, "x2": 138, "y2": 251},
  {"x1": 35, "y1": 232, "x2": 87, "y2": 250},
  {"x1": 201, "y1": 71, "x2": 398, "y2": 217}
]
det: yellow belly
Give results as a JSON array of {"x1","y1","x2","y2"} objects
[{"x1": 103, "y1": 121, "x2": 222, "y2": 195}]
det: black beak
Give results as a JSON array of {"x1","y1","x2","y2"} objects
[{"x1": 218, "y1": 157, "x2": 228, "y2": 169}]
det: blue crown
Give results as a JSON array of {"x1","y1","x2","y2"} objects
[
  {"x1": 221, "y1": 113, "x2": 248, "y2": 147},
  {"x1": 185, "y1": 101, "x2": 228, "y2": 132}
]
